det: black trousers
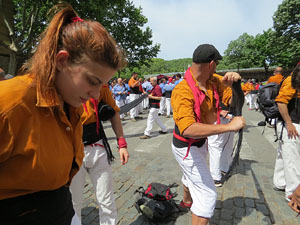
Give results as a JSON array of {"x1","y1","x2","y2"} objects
[{"x1": 0, "y1": 186, "x2": 74, "y2": 225}]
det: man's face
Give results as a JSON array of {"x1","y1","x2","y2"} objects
[
  {"x1": 117, "y1": 78, "x2": 122, "y2": 85},
  {"x1": 150, "y1": 78, "x2": 157, "y2": 86},
  {"x1": 274, "y1": 67, "x2": 282, "y2": 75}
]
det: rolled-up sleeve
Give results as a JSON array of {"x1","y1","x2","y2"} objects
[
  {"x1": 275, "y1": 76, "x2": 296, "y2": 104},
  {"x1": 171, "y1": 82, "x2": 196, "y2": 135},
  {"x1": 0, "y1": 114, "x2": 14, "y2": 163}
]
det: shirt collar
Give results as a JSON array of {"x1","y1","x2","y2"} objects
[{"x1": 36, "y1": 86, "x2": 61, "y2": 107}]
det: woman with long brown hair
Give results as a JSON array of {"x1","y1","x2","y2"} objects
[{"x1": 0, "y1": 3, "x2": 126, "y2": 225}]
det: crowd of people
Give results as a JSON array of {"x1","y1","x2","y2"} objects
[{"x1": 0, "y1": 3, "x2": 299, "y2": 225}]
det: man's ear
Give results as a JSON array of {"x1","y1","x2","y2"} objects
[{"x1": 56, "y1": 50, "x2": 69, "y2": 71}]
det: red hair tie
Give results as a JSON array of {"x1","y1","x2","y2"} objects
[{"x1": 72, "y1": 17, "x2": 84, "y2": 23}]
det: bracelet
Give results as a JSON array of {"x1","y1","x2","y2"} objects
[{"x1": 117, "y1": 137, "x2": 127, "y2": 149}]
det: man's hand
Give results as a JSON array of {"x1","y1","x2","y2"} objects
[
  {"x1": 229, "y1": 116, "x2": 246, "y2": 132},
  {"x1": 222, "y1": 72, "x2": 241, "y2": 87},
  {"x1": 286, "y1": 122, "x2": 300, "y2": 139},
  {"x1": 288, "y1": 184, "x2": 300, "y2": 214},
  {"x1": 119, "y1": 148, "x2": 129, "y2": 165}
]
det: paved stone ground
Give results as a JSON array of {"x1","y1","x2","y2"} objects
[{"x1": 80, "y1": 106, "x2": 300, "y2": 225}]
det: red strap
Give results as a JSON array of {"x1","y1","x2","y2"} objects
[
  {"x1": 90, "y1": 98, "x2": 99, "y2": 135},
  {"x1": 88, "y1": 143, "x2": 104, "y2": 148},
  {"x1": 173, "y1": 130, "x2": 198, "y2": 160}
]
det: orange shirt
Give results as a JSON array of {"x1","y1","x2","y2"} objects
[
  {"x1": 128, "y1": 77, "x2": 138, "y2": 88},
  {"x1": 0, "y1": 74, "x2": 84, "y2": 200},
  {"x1": 81, "y1": 85, "x2": 120, "y2": 125},
  {"x1": 268, "y1": 74, "x2": 284, "y2": 84},
  {"x1": 171, "y1": 70, "x2": 226, "y2": 135},
  {"x1": 241, "y1": 83, "x2": 254, "y2": 92},
  {"x1": 275, "y1": 76, "x2": 300, "y2": 104},
  {"x1": 213, "y1": 73, "x2": 232, "y2": 107}
]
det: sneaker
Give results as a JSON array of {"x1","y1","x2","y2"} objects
[
  {"x1": 273, "y1": 186, "x2": 285, "y2": 192},
  {"x1": 139, "y1": 135, "x2": 150, "y2": 139},
  {"x1": 221, "y1": 171, "x2": 227, "y2": 176},
  {"x1": 131, "y1": 118, "x2": 137, "y2": 122},
  {"x1": 267, "y1": 124, "x2": 275, "y2": 128},
  {"x1": 159, "y1": 130, "x2": 167, "y2": 134},
  {"x1": 214, "y1": 180, "x2": 223, "y2": 187},
  {"x1": 135, "y1": 116, "x2": 143, "y2": 120}
]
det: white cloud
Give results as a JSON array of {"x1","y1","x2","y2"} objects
[{"x1": 132, "y1": 0, "x2": 283, "y2": 60}]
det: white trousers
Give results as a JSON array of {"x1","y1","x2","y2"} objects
[
  {"x1": 208, "y1": 117, "x2": 234, "y2": 181},
  {"x1": 129, "y1": 94, "x2": 140, "y2": 118},
  {"x1": 138, "y1": 94, "x2": 143, "y2": 113},
  {"x1": 245, "y1": 94, "x2": 251, "y2": 106},
  {"x1": 165, "y1": 97, "x2": 172, "y2": 116},
  {"x1": 250, "y1": 94, "x2": 259, "y2": 110},
  {"x1": 115, "y1": 99, "x2": 125, "y2": 119},
  {"x1": 172, "y1": 143, "x2": 217, "y2": 218},
  {"x1": 158, "y1": 97, "x2": 166, "y2": 114},
  {"x1": 70, "y1": 140, "x2": 117, "y2": 225},
  {"x1": 273, "y1": 123, "x2": 300, "y2": 198},
  {"x1": 142, "y1": 96, "x2": 149, "y2": 109},
  {"x1": 144, "y1": 108, "x2": 167, "y2": 136},
  {"x1": 71, "y1": 213, "x2": 81, "y2": 225}
]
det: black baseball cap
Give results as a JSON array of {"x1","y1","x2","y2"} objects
[{"x1": 192, "y1": 44, "x2": 222, "y2": 63}]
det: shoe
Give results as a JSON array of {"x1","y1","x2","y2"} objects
[
  {"x1": 135, "y1": 116, "x2": 143, "y2": 120},
  {"x1": 158, "y1": 113, "x2": 162, "y2": 116},
  {"x1": 267, "y1": 124, "x2": 275, "y2": 128},
  {"x1": 248, "y1": 108, "x2": 253, "y2": 110},
  {"x1": 214, "y1": 180, "x2": 223, "y2": 187},
  {"x1": 166, "y1": 115, "x2": 171, "y2": 118},
  {"x1": 273, "y1": 186, "x2": 285, "y2": 192},
  {"x1": 159, "y1": 130, "x2": 167, "y2": 134},
  {"x1": 139, "y1": 135, "x2": 150, "y2": 139},
  {"x1": 131, "y1": 118, "x2": 137, "y2": 122},
  {"x1": 179, "y1": 200, "x2": 192, "y2": 209},
  {"x1": 221, "y1": 171, "x2": 227, "y2": 177},
  {"x1": 121, "y1": 118, "x2": 125, "y2": 121}
]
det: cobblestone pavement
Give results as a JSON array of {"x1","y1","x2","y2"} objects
[{"x1": 80, "y1": 106, "x2": 300, "y2": 225}]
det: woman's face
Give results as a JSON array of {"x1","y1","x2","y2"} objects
[{"x1": 55, "y1": 54, "x2": 117, "y2": 107}]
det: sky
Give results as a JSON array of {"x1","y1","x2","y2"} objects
[{"x1": 131, "y1": 0, "x2": 283, "y2": 60}]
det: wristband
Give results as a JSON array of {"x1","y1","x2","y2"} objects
[{"x1": 117, "y1": 137, "x2": 127, "y2": 149}]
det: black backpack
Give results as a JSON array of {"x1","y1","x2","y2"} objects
[
  {"x1": 257, "y1": 82, "x2": 282, "y2": 120},
  {"x1": 257, "y1": 80, "x2": 286, "y2": 141},
  {"x1": 134, "y1": 183, "x2": 179, "y2": 222}
]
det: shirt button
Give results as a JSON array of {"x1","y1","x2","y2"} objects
[{"x1": 66, "y1": 127, "x2": 71, "y2": 132}]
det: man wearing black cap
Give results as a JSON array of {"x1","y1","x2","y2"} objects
[{"x1": 171, "y1": 44, "x2": 245, "y2": 224}]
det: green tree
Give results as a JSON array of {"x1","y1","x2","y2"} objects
[
  {"x1": 223, "y1": 33, "x2": 257, "y2": 70},
  {"x1": 271, "y1": 0, "x2": 300, "y2": 68},
  {"x1": 0, "y1": 0, "x2": 160, "y2": 75},
  {"x1": 273, "y1": 0, "x2": 300, "y2": 41}
]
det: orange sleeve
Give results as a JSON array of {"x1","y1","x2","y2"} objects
[
  {"x1": 99, "y1": 86, "x2": 120, "y2": 112},
  {"x1": 0, "y1": 114, "x2": 13, "y2": 163},
  {"x1": 171, "y1": 81, "x2": 196, "y2": 135},
  {"x1": 275, "y1": 76, "x2": 298, "y2": 104},
  {"x1": 213, "y1": 74, "x2": 232, "y2": 106},
  {"x1": 128, "y1": 78, "x2": 137, "y2": 88}
]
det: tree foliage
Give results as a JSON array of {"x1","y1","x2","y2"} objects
[
  {"x1": 273, "y1": 0, "x2": 300, "y2": 41},
  {"x1": 0, "y1": 0, "x2": 160, "y2": 74}
]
